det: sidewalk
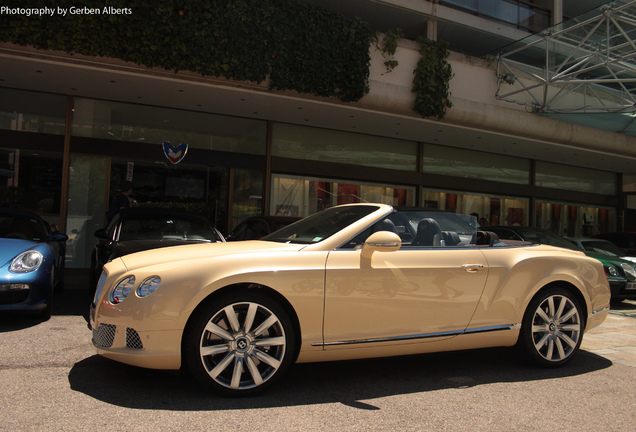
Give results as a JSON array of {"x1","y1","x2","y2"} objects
[{"x1": 581, "y1": 300, "x2": 636, "y2": 367}]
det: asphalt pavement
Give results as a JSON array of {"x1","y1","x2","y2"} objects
[{"x1": 1, "y1": 274, "x2": 635, "y2": 431}]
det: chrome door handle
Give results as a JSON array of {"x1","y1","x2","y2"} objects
[{"x1": 462, "y1": 264, "x2": 485, "y2": 273}]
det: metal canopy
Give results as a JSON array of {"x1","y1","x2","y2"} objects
[{"x1": 496, "y1": 0, "x2": 636, "y2": 135}]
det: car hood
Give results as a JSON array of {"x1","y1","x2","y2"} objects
[
  {"x1": 118, "y1": 240, "x2": 305, "y2": 272},
  {"x1": 585, "y1": 251, "x2": 634, "y2": 266},
  {"x1": 111, "y1": 239, "x2": 217, "y2": 260},
  {"x1": 0, "y1": 238, "x2": 38, "y2": 265}
]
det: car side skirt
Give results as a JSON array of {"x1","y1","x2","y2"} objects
[{"x1": 313, "y1": 323, "x2": 521, "y2": 347}]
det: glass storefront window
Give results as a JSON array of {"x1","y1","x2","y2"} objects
[
  {"x1": 232, "y1": 169, "x2": 264, "y2": 230},
  {"x1": 272, "y1": 123, "x2": 417, "y2": 171},
  {"x1": 72, "y1": 98, "x2": 267, "y2": 155},
  {"x1": 535, "y1": 162, "x2": 616, "y2": 195},
  {"x1": 536, "y1": 200, "x2": 616, "y2": 237},
  {"x1": 110, "y1": 159, "x2": 228, "y2": 232},
  {"x1": 0, "y1": 88, "x2": 67, "y2": 135},
  {"x1": 271, "y1": 174, "x2": 415, "y2": 217},
  {"x1": 423, "y1": 189, "x2": 529, "y2": 227},
  {"x1": 0, "y1": 147, "x2": 63, "y2": 221},
  {"x1": 422, "y1": 144, "x2": 530, "y2": 184}
]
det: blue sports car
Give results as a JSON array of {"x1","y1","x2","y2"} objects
[{"x1": 0, "y1": 209, "x2": 68, "y2": 320}]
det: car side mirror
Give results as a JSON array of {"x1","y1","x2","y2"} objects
[
  {"x1": 94, "y1": 228, "x2": 109, "y2": 240},
  {"x1": 361, "y1": 231, "x2": 402, "y2": 259}
]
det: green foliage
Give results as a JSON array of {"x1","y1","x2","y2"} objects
[
  {"x1": 0, "y1": 0, "x2": 374, "y2": 102},
  {"x1": 375, "y1": 28, "x2": 403, "y2": 74},
  {"x1": 413, "y1": 36, "x2": 453, "y2": 120}
]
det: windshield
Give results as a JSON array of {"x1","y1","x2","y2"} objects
[
  {"x1": 262, "y1": 205, "x2": 378, "y2": 244},
  {"x1": 0, "y1": 214, "x2": 45, "y2": 241},
  {"x1": 118, "y1": 214, "x2": 222, "y2": 242},
  {"x1": 580, "y1": 240, "x2": 625, "y2": 257}
]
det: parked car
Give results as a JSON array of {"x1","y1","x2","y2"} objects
[
  {"x1": 226, "y1": 216, "x2": 301, "y2": 241},
  {"x1": 484, "y1": 226, "x2": 636, "y2": 300},
  {"x1": 568, "y1": 237, "x2": 636, "y2": 264},
  {"x1": 593, "y1": 232, "x2": 636, "y2": 257},
  {"x1": 90, "y1": 208, "x2": 224, "y2": 296},
  {"x1": 91, "y1": 204, "x2": 609, "y2": 396},
  {"x1": 0, "y1": 208, "x2": 68, "y2": 319}
]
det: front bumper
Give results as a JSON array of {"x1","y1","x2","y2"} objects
[
  {"x1": 609, "y1": 280, "x2": 636, "y2": 300},
  {"x1": 90, "y1": 303, "x2": 183, "y2": 370}
]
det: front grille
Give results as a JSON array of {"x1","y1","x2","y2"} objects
[
  {"x1": 93, "y1": 324, "x2": 116, "y2": 348},
  {"x1": 125, "y1": 328, "x2": 144, "y2": 350},
  {"x1": 0, "y1": 286, "x2": 29, "y2": 305}
]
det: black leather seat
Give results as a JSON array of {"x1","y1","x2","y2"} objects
[
  {"x1": 371, "y1": 218, "x2": 398, "y2": 234},
  {"x1": 411, "y1": 218, "x2": 443, "y2": 246},
  {"x1": 442, "y1": 231, "x2": 461, "y2": 246},
  {"x1": 474, "y1": 230, "x2": 500, "y2": 246}
]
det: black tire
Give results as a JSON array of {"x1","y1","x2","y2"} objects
[
  {"x1": 41, "y1": 267, "x2": 54, "y2": 321},
  {"x1": 184, "y1": 289, "x2": 296, "y2": 396},
  {"x1": 519, "y1": 287, "x2": 584, "y2": 367}
]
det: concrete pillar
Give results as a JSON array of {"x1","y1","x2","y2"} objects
[
  {"x1": 427, "y1": 19, "x2": 437, "y2": 41},
  {"x1": 553, "y1": 0, "x2": 563, "y2": 25}
]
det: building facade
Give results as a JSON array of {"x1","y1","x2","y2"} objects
[{"x1": 1, "y1": 0, "x2": 636, "y2": 270}]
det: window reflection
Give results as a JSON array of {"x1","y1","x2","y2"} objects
[
  {"x1": 271, "y1": 174, "x2": 414, "y2": 217},
  {"x1": 536, "y1": 201, "x2": 615, "y2": 237},
  {"x1": 423, "y1": 189, "x2": 528, "y2": 227}
]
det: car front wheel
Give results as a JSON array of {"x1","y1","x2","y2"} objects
[
  {"x1": 519, "y1": 288, "x2": 584, "y2": 367},
  {"x1": 184, "y1": 290, "x2": 296, "y2": 396}
]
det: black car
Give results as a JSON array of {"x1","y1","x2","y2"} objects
[
  {"x1": 90, "y1": 208, "x2": 224, "y2": 297},
  {"x1": 0, "y1": 208, "x2": 68, "y2": 294},
  {"x1": 226, "y1": 216, "x2": 302, "y2": 241}
]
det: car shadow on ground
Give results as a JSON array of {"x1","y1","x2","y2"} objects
[{"x1": 68, "y1": 345, "x2": 613, "y2": 410}]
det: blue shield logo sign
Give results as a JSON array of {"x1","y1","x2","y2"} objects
[{"x1": 163, "y1": 142, "x2": 188, "y2": 164}]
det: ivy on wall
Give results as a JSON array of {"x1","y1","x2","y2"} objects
[
  {"x1": 0, "y1": 0, "x2": 375, "y2": 102},
  {"x1": 1, "y1": 1, "x2": 454, "y2": 118},
  {"x1": 412, "y1": 37, "x2": 453, "y2": 120}
]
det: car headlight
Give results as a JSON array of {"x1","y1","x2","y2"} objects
[
  {"x1": 605, "y1": 265, "x2": 618, "y2": 277},
  {"x1": 110, "y1": 276, "x2": 135, "y2": 304},
  {"x1": 10, "y1": 251, "x2": 43, "y2": 273},
  {"x1": 137, "y1": 276, "x2": 161, "y2": 297},
  {"x1": 622, "y1": 263, "x2": 636, "y2": 281}
]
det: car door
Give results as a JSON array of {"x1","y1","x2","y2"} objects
[{"x1": 323, "y1": 244, "x2": 489, "y2": 349}]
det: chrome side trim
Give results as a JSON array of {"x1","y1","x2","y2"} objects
[
  {"x1": 589, "y1": 306, "x2": 609, "y2": 318},
  {"x1": 313, "y1": 324, "x2": 520, "y2": 347}
]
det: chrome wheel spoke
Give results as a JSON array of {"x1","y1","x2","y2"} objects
[
  {"x1": 205, "y1": 321, "x2": 234, "y2": 341},
  {"x1": 557, "y1": 332, "x2": 578, "y2": 349},
  {"x1": 554, "y1": 337, "x2": 566, "y2": 360},
  {"x1": 253, "y1": 314, "x2": 279, "y2": 337},
  {"x1": 224, "y1": 305, "x2": 241, "y2": 333},
  {"x1": 209, "y1": 353, "x2": 234, "y2": 379},
  {"x1": 201, "y1": 343, "x2": 230, "y2": 357},
  {"x1": 244, "y1": 303, "x2": 258, "y2": 333},
  {"x1": 253, "y1": 349, "x2": 282, "y2": 369},
  {"x1": 230, "y1": 358, "x2": 244, "y2": 389},
  {"x1": 255, "y1": 336, "x2": 285, "y2": 348},
  {"x1": 245, "y1": 355, "x2": 264, "y2": 386}
]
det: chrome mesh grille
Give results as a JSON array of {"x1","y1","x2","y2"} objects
[
  {"x1": 93, "y1": 324, "x2": 116, "y2": 348},
  {"x1": 126, "y1": 328, "x2": 144, "y2": 350}
]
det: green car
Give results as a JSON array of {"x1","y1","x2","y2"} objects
[
  {"x1": 568, "y1": 237, "x2": 636, "y2": 301},
  {"x1": 483, "y1": 226, "x2": 636, "y2": 301}
]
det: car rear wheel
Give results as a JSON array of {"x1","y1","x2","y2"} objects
[
  {"x1": 519, "y1": 288, "x2": 583, "y2": 367},
  {"x1": 184, "y1": 290, "x2": 296, "y2": 396}
]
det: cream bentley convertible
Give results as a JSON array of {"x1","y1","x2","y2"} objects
[{"x1": 90, "y1": 204, "x2": 610, "y2": 396}]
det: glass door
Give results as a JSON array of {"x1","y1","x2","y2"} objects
[{"x1": 66, "y1": 155, "x2": 108, "y2": 268}]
